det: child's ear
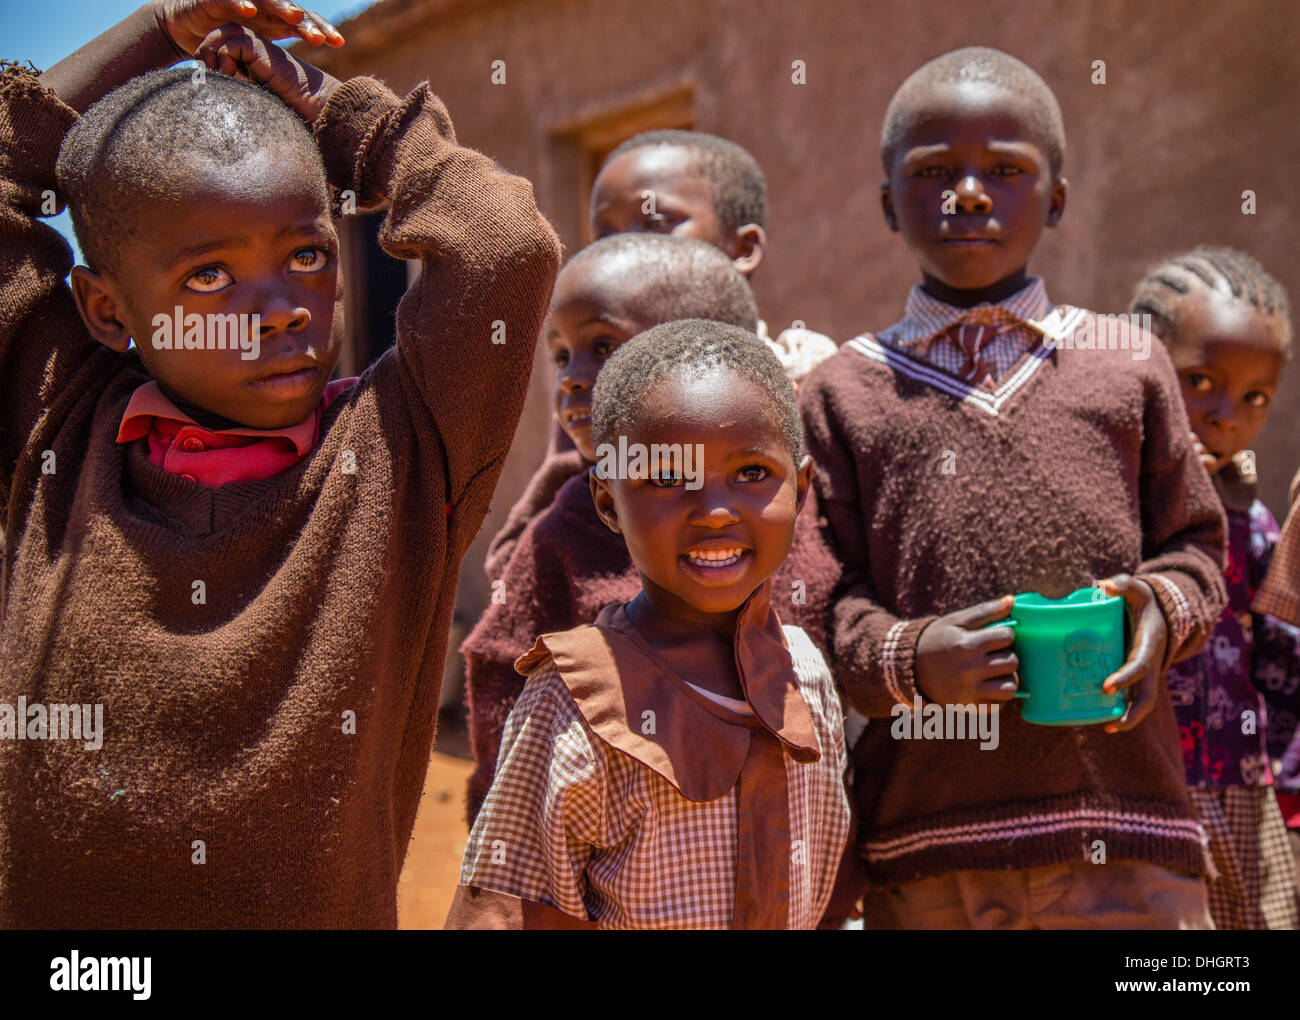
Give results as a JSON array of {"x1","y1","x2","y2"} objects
[
  {"x1": 1046, "y1": 176, "x2": 1068, "y2": 227},
  {"x1": 589, "y1": 472, "x2": 623, "y2": 534},
  {"x1": 880, "y1": 183, "x2": 899, "y2": 232},
  {"x1": 730, "y1": 223, "x2": 766, "y2": 276},
  {"x1": 794, "y1": 454, "x2": 813, "y2": 514},
  {"x1": 70, "y1": 266, "x2": 133, "y2": 352}
]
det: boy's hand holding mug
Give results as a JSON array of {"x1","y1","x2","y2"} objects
[
  {"x1": 1096, "y1": 574, "x2": 1167, "y2": 733},
  {"x1": 915, "y1": 595, "x2": 1020, "y2": 707},
  {"x1": 915, "y1": 578, "x2": 1167, "y2": 734}
]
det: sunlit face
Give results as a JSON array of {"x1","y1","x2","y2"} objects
[
  {"x1": 1167, "y1": 286, "x2": 1285, "y2": 475},
  {"x1": 90, "y1": 148, "x2": 343, "y2": 429},
  {"x1": 544, "y1": 257, "x2": 655, "y2": 461},
  {"x1": 591, "y1": 145, "x2": 732, "y2": 249},
  {"x1": 591, "y1": 366, "x2": 810, "y2": 628},
  {"x1": 882, "y1": 80, "x2": 1065, "y2": 302}
]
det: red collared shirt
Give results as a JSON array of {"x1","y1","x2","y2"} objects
[{"x1": 115, "y1": 378, "x2": 357, "y2": 487}]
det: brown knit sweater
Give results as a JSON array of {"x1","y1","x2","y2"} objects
[
  {"x1": 483, "y1": 448, "x2": 586, "y2": 583},
  {"x1": 0, "y1": 67, "x2": 560, "y2": 927},
  {"x1": 800, "y1": 317, "x2": 1227, "y2": 884},
  {"x1": 460, "y1": 461, "x2": 841, "y2": 824}
]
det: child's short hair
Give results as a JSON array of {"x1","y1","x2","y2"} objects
[
  {"x1": 1130, "y1": 245, "x2": 1293, "y2": 357},
  {"x1": 591, "y1": 319, "x2": 802, "y2": 461},
  {"x1": 55, "y1": 67, "x2": 326, "y2": 275},
  {"x1": 604, "y1": 129, "x2": 766, "y2": 231},
  {"x1": 564, "y1": 233, "x2": 759, "y2": 331},
  {"x1": 880, "y1": 46, "x2": 1066, "y2": 177}
]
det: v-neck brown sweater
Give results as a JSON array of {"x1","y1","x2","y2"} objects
[
  {"x1": 800, "y1": 319, "x2": 1227, "y2": 884},
  {"x1": 0, "y1": 67, "x2": 560, "y2": 927}
]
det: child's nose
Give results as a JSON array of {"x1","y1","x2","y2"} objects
[
  {"x1": 1203, "y1": 394, "x2": 1237, "y2": 431},
  {"x1": 558, "y1": 369, "x2": 591, "y2": 394},
  {"x1": 954, "y1": 174, "x2": 993, "y2": 214},
  {"x1": 255, "y1": 290, "x2": 312, "y2": 335},
  {"x1": 688, "y1": 487, "x2": 741, "y2": 527}
]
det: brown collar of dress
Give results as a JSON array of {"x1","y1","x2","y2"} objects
[{"x1": 514, "y1": 580, "x2": 822, "y2": 802}]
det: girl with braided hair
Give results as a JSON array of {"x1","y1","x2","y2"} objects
[{"x1": 1131, "y1": 245, "x2": 1300, "y2": 928}]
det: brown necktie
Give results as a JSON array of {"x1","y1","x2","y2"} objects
[{"x1": 947, "y1": 317, "x2": 998, "y2": 386}]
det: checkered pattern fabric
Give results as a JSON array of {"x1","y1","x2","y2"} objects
[
  {"x1": 1191, "y1": 786, "x2": 1300, "y2": 929},
  {"x1": 878, "y1": 276, "x2": 1052, "y2": 386},
  {"x1": 459, "y1": 626, "x2": 851, "y2": 929}
]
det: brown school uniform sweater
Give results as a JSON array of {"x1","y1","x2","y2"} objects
[
  {"x1": 799, "y1": 314, "x2": 1228, "y2": 885},
  {"x1": 460, "y1": 460, "x2": 841, "y2": 824},
  {"x1": 483, "y1": 448, "x2": 585, "y2": 583},
  {"x1": 0, "y1": 66, "x2": 560, "y2": 928}
]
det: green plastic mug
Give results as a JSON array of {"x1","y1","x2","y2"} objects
[{"x1": 994, "y1": 588, "x2": 1128, "y2": 726}]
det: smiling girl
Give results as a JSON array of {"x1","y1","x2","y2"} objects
[{"x1": 447, "y1": 321, "x2": 850, "y2": 929}]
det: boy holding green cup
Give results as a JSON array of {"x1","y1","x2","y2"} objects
[{"x1": 801, "y1": 47, "x2": 1228, "y2": 928}]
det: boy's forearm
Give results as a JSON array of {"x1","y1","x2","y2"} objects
[
  {"x1": 38, "y1": 4, "x2": 184, "y2": 113},
  {"x1": 832, "y1": 583, "x2": 934, "y2": 718},
  {"x1": 313, "y1": 76, "x2": 560, "y2": 499}
]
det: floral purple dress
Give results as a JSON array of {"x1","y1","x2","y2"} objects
[{"x1": 1167, "y1": 499, "x2": 1300, "y2": 928}]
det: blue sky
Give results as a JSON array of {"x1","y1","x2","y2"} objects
[{"x1": 2, "y1": 0, "x2": 374, "y2": 260}]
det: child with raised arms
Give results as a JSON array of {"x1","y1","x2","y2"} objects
[
  {"x1": 459, "y1": 234, "x2": 840, "y2": 824},
  {"x1": 1131, "y1": 245, "x2": 1300, "y2": 928},
  {"x1": 0, "y1": 4, "x2": 558, "y2": 927},
  {"x1": 447, "y1": 321, "x2": 851, "y2": 928},
  {"x1": 800, "y1": 46, "x2": 1227, "y2": 928}
]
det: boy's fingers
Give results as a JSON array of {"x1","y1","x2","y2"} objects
[
  {"x1": 253, "y1": 0, "x2": 306, "y2": 25},
  {"x1": 300, "y1": 8, "x2": 346, "y2": 45},
  {"x1": 973, "y1": 676, "x2": 1019, "y2": 702},
  {"x1": 982, "y1": 650, "x2": 1018, "y2": 675},
  {"x1": 951, "y1": 595, "x2": 1015, "y2": 630},
  {"x1": 968, "y1": 624, "x2": 1015, "y2": 653},
  {"x1": 1105, "y1": 666, "x2": 1158, "y2": 732},
  {"x1": 1100, "y1": 632, "x2": 1154, "y2": 695}
]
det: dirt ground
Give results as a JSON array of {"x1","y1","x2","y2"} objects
[{"x1": 397, "y1": 711, "x2": 474, "y2": 930}]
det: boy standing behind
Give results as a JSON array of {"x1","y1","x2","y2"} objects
[
  {"x1": 591, "y1": 129, "x2": 838, "y2": 382},
  {"x1": 0, "y1": 5, "x2": 558, "y2": 928},
  {"x1": 801, "y1": 47, "x2": 1227, "y2": 928}
]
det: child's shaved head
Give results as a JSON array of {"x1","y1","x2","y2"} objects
[
  {"x1": 563, "y1": 233, "x2": 758, "y2": 330},
  {"x1": 881, "y1": 46, "x2": 1066, "y2": 177},
  {"x1": 605, "y1": 130, "x2": 767, "y2": 232},
  {"x1": 57, "y1": 66, "x2": 327, "y2": 276}
]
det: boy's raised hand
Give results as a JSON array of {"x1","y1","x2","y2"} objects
[
  {"x1": 155, "y1": 0, "x2": 344, "y2": 57},
  {"x1": 196, "y1": 25, "x2": 339, "y2": 122},
  {"x1": 914, "y1": 595, "x2": 1020, "y2": 707},
  {"x1": 1097, "y1": 574, "x2": 1168, "y2": 733}
]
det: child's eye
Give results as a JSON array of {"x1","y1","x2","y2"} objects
[
  {"x1": 551, "y1": 348, "x2": 570, "y2": 368},
  {"x1": 594, "y1": 338, "x2": 617, "y2": 358},
  {"x1": 992, "y1": 163, "x2": 1023, "y2": 176},
  {"x1": 649, "y1": 471, "x2": 683, "y2": 488},
  {"x1": 644, "y1": 213, "x2": 674, "y2": 232},
  {"x1": 737, "y1": 465, "x2": 770, "y2": 482},
  {"x1": 185, "y1": 266, "x2": 233, "y2": 293},
  {"x1": 289, "y1": 247, "x2": 329, "y2": 273},
  {"x1": 1245, "y1": 391, "x2": 1270, "y2": 408},
  {"x1": 1185, "y1": 373, "x2": 1214, "y2": 393},
  {"x1": 914, "y1": 165, "x2": 947, "y2": 178}
]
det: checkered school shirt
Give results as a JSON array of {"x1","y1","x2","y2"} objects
[
  {"x1": 458, "y1": 624, "x2": 850, "y2": 929},
  {"x1": 875, "y1": 276, "x2": 1052, "y2": 385}
]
